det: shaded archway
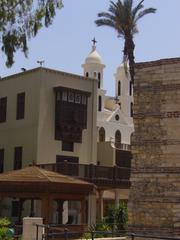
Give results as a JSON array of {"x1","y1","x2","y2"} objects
[
  {"x1": 99, "y1": 127, "x2": 105, "y2": 142},
  {"x1": 115, "y1": 130, "x2": 121, "y2": 148}
]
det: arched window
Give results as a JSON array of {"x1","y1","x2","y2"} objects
[
  {"x1": 98, "y1": 79, "x2": 101, "y2": 88},
  {"x1": 118, "y1": 81, "x2": 121, "y2": 96},
  {"x1": 98, "y1": 73, "x2": 101, "y2": 88},
  {"x1": 115, "y1": 130, "x2": 121, "y2": 148},
  {"x1": 98, "y1": 72, "x2": 101, "y2": 80},
  {"x1": 98, "y1": 96, "x2": 102, "y2": 112},
  {"x1": 86, "y1": 72, "x2": 89, "y2": 77},
  {"x1": 99, "y1": 127, "x2": 105, "y2": 142},
  {"x1": 130, "y1": 102, "x2": 133, "y2": 117}
]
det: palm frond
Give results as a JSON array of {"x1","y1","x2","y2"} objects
[
  {"x1": 124, "y1": 0, "x2": 133, "y2": 11},
  {"x1": 95, "y1": 18, "x2": 116, "y2": 28},
  {"x1": 132, "y1": 0, "x2": 144, "y2": 20},
  {"x1": 135, "y1": 8, "x2": 156, "y2": 23},
  {"x1": 95, "y1": 0, "x2": 156, "y2": 83},
  {"x1": 97, "y1": 12, "x2": 115, "y2": 21}
]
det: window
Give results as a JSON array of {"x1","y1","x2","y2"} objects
[
  {"x1": 62, "y1": 91, "x2": 67, "y2": 101},
  {"x1": 62, "y1": 141, "x2": 74, "y2": 152},
  {"x1": 0, "y1": 149, "x2": 4, "y2": 173},
  {"x1": 16, "y1": 92, "x2": 25, "y2": 120},
  {"x1": 98, "y1": 96, "x2": 102, "y2": 112},
  {"x1": 99, "y1": 127, "x2": 105, "y2": 142},
  {"x1": 98, "y1": 79, "x2": 101, "y2": 88},
  {"x1": 115, "y1": 114, "x2": 119, "y2": 121},
  {"x1": 75, "y1": 94, "x2": 81, "y2": 104},
  {"x1": 14, "y1": 147, "x2": 22, "y2": 170},
  {"x1": 0, "y1": 97, "x2": 7, "y2": 123},
  {"x1": 118, "y1": 81, "x2": 121, "y2": 96},
  {"x1": 115, "y1": 130, "x2": 121, "y2": 148},
  {"x1": 68, "y1": 92, "x2": 74, "y2": 103},
  {"x1": 130, "y1": 102, "x2": 133, "y2": 117},
  {"x1": 94, "y1": 72, "x2": 97, "y2": 78},
  {"x1": 98, "y1": 72, "x2": 101, "y2": 88},
  {"x1": 129, "y1": 81, "x2": 132, "y2": 96},
  {"x1": 86, "y1": 72, "x2": 89, "y2": 77}
]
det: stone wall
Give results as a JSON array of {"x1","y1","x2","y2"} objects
[{"x1": 128, "y1": 58, "x2": 180, "y2": 236}]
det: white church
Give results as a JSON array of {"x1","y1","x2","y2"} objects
[{"x1": 82, "y1": 40, "x2": 134, "y2": 152}]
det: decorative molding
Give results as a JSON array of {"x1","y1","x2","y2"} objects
[
  {"x1": 134, "y1": 111, "x2": 180, "y2": 119},
  {"x1": 134, "y1": 83, "x2": 180, "y2": 92},
  {"x1": 135, "y1": 57, "x2": 180, "y2": 69},
  {"x1": 132, "y1": 139, "x2": 180, "y2": 146}
]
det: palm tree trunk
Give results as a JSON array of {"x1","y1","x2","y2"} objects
[{"x1": 124, "y1": 35, "x2": 135, "y2": 84}]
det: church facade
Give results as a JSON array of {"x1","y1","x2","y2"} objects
[{"x1": 0, "y1": 42, "x2": 133, "y2": 224}]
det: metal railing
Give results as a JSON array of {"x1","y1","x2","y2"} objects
[{"x1": 35, "y1": 224, "x2": 180, "y2": 240}]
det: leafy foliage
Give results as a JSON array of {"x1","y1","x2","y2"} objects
[
  {"x1": 82, "y1": 219, "x2": 111, "y2": 239},
  {"x1": 0, "y1": 218, "x2": 13, "y2": 240},
  {"x1": 105, "y1": 202, "x2": 128, "y2": 232},
  {"x1": 0, "y1": 0, "x2": 63, "y2": 67},
  {"x1": 95, "y1": 0, "x2": 156, "y2": 83},
  {"x1": 82, "y1": 203, "x2": 128, "y2": 239}
]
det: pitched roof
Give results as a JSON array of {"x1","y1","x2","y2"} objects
[{"x1": 0, "y1": 166, "x2": 95, "y2": 194}]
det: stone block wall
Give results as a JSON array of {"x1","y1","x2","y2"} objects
[{"x1": 128, "y1": 58, "x2": 180, "y2": 236}]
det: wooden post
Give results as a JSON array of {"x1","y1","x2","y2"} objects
[
  {"x1": 56, "y1": 200, "x2": 64, "y2": 224},
  {"x1": 41, "y1": 196, "x2": 53, "y2": 224},
  {"x1": 97, "y1": 190, "x2": 104, "y2": 219},
  {"x1": 18, "y1": 199, "x2": 25, "y2": 223}
]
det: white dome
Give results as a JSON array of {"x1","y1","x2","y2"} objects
[
  {"x1": 116, "y1": 61, "x2": 129, "y2": 74},
  {"x1": 85, "y1": 46, "x2": 102, "y2": 64}
]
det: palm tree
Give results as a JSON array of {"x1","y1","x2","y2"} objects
[{"x1": 95, "y1": 0, "x2": 156, "y2": 83}]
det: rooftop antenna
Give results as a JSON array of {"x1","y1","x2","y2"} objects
[{"x1": 37, "y1": 60, "x2": 45, "y2": 67}]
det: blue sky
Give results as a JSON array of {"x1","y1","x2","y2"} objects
[{"x1": 0, "y1": 0, "x2": 180, "y2": 95}]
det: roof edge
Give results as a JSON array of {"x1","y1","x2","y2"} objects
[
  {"x1": 135, "y1": 57, "x2": 180, "y2": 69},
  {"x1": 1, "y1": 67, "x2": 98, "y2": 82}
]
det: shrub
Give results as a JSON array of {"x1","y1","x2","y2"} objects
[
  {"x1": 105, "y1": 202, "x2": 128, "y2": 232},
  {"x1": 0, "y1": 218, "x2": 13, "y2": 240}
]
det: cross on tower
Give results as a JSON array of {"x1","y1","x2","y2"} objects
[{"x1": 92, "y1": 37, "x2": 97, "y2": 46}]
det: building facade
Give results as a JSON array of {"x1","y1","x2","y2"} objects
[
  {"x1": 128, "y1": 58, "x2": 180, "y2": 236},
  {"x1": 0, "y1": 42, "x2": 134, "y2": 224},
  {"x1": 0, "y1": 68, "x2": 98, "y2": 171}
]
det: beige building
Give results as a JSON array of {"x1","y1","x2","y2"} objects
[{"x1": 0, "y1": 68, "x2": 98, "y2": 171}]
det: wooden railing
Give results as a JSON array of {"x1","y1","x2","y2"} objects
[{"x1": 38, "y1": 162, "x2": 131, "y2": 187}]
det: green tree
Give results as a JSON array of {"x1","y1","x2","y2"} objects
[
  {"x1": 95, "y1": 0, "x2": 156, "y2": 83},
  {"x1": 0, "y1": 0, "x2": 63, "y2": 67}
]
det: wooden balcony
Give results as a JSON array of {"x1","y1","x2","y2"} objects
[{"x1": 38, "y1": 161, "x2": 131, "y2": 189}]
